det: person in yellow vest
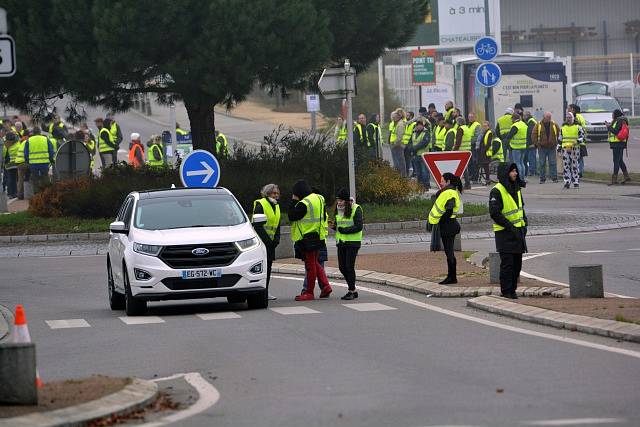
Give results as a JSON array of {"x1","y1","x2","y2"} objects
[
  {"x1": 354, "y1": 113, "x2": 375, "y2": 160},
  {"x1": 300, "y1": 186, "x2": 331, "y2": 297},
  {"x1": 105, "y1": 112, "x2": 123, "y2": 150},
  {"x1": 4, "y1": 132, "x2": 19, "y2": 198},
  {"x1": 443, "y1": 101, "x2": 455, "y2": 125},
  {"x1": 334, "y1": 116, "x2": 347, "y2": 144},
  {"x1": 389, "y1": 109, "x2": 407, "y2": 177},
  {"x1": 252, "y1": 183, "x2": 281, "y2": 301},
  {"x1": 95, "y1": 118, "x2": 118, "y2": 167},
  {"x1": 477, "y1": 121, "x2": 498, "y2": 185},
  {"x1": 288, "y1": 180, "x2": 332, "y2": 301},
  {"x1": 13, "y1": 133, "x2": 28, "y2": 200},
  {"x1": 48, "y1": 114, "x2": 68, "y2": 154},
  {"x1": 465, "y1": 112, "x2": 481, "y2": 183},
  {"x1": 431, "y1": 115, "x2": 446, "y2": 152},
  {"x1": 522, "y1": 111, "x2": 537, "y2": 177},
  {"x1": 605, "y1": 109, "x2": 631, "y2": 185},
  {"x1": 558, "y1": 112, "x2": 584, "y2": 189},
  {"x1": 495, "y1": 107, "x2": 514, "y2": 159},
  {"x1": 329, "y1": 188, "x2": 363, "y2": 300},
  {"x1": 409, "y1": 118, "x2": 431, "y2": 190},
  {"x1": 502, "y1": 113, "x2": 528, "y2": 181},
  {"x1": 81, "y1": 130, "x2": 97, "y2": 172},
  {"x1": 215, "y1": 130, "x2": 229, "y2": 157},
  {"x1": 428, "y1": 173, "x2": 463, "y2": 284},
  {"x1": 443, "y1": 118, "x2": 459, "y2": 151},
  {"x1": 569, "y1": 104, "x2": 588, "y2": 178},
  {"x1": 403, "y1": 111, "x2": 417, "y2": 176},
  {"x1": 24, "y1": 127, "x2": 55, "y2": 194},
  {"x1": 454, "y1": 116, "x2": 476, "y2": 189},
  {"x1": 489, "y1": 163, "x2": 528, "y2": 299},
  {"x1": 147, "y1": 134, "x2": 165, "y2": 167},
  {"x1": 366, "y1": 114, "x2": 382, "y2": 160}
]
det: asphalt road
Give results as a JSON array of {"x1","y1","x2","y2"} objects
[{"x1": 2, "y1": 255, "x2": 640, "y2": 426}]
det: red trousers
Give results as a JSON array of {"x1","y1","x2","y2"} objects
[{"x1": 303, "y1": 250, "x2": 329, "y2": 294}]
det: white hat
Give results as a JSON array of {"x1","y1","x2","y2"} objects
[
  {"x1": 130, "y1": 132, "x2": 140, "y2": 140},
  {"x1": 505, "y1": 107, "x2": 514, "y2": 114}
]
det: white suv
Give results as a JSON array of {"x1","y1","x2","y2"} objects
[{"x1": 107, "y1": 188, "x2": 268, "y2": 316}]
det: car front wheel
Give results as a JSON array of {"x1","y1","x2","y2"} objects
[
  {"x1": 108, "y1": 258, "x2": 125, "y2": 310},
  {"x1": 247, "y1": 289, "x2": 268, "y2": 309},
  {"x1": 124, "y1": 267, "x2": 147, "y2": 316}
]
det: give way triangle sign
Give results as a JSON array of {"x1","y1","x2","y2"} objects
[{"x1": 422, "y1": 151, "x2": 472, "y2": 189}]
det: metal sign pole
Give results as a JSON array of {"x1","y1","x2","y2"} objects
[
  {"x1": 345, "y1": 59, "x2": 356, "y2": 200},
  {"x1": 169, "y1": 103, "x2": 177, "y2": 166},
  {"x1": 311, "y1": 111, "x2": 317, "y2": 133},
  {"x1": 631, "y1": 53, "x2": 635, "y2": 117}
]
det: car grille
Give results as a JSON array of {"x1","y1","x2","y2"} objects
[
  {"x1": 159, "y1": 243, "x2": 239, "y2": 268},
  {"x1": 161, "y1": 274, "x2": 241, "y2": 290}
]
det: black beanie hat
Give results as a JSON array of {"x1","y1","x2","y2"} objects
[{"x1": 336, "y1": 188, "x2": 350, "y2": 200}]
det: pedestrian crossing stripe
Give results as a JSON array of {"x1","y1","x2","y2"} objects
[
  {"x1": 269, "y1": 306, "x2": 321, "y2": 315},
  {"x1": 197, "y1": 312, "x2": 241, "y2": 320},
  {"x1": 45, "y1": 319, "x2": 91, "y2": 329},
  {"x1": 118, "y1": 316, "x2": 165, "y2": 325},
  {"x1": 343, "y1": 303, "x2": 397, "y2": 312}
]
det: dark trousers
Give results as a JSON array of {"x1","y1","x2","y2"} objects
[
  {"x1": 612, "y1": 147, "x2": 628, "y2": 176},
  {"x1": 499, "y1": 252, "x2": 522, "y2": 296},
  {"x1": 5, "y1": 168, "x2": 17, "y2": 197},
  {"x1": 337, "y1": 245, "x2": 359, "y2": 291},
  {"x1": 441, "y1": 234, "x2": 456, "y2": 262}
]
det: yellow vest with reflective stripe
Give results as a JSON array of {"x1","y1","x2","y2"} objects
[
  {"x1": 497, "y1": 114, "x2": 513, "y2": 137},
  {"x1": 291, "y1": 193, "x2": 323, "y2": 242},
  {"x1": 148, "y1": 144, "x2": 164, "y2": 167},
  {"x1": 14, "y1": 140, "x2": 26, "y2": 164},
  {"x1": 253, "y1": 198, "x2": 281, "y2": 240},
  {"x1": 445, "y1": 126, "x2": 457, "y2": 149},
  {"x1": 388, "y1": 121, "x2": 397, "y2": 144},
  {"x1": 7, "y1": 142, "x2": 21, "y2": 165},
  {"x1": 492, "y1": 183, "x2": 525, "y2": 231},
  {"x1": 444, "y1": 108, "x2": 454, "y2": 123},
  {"x1": 608, "y1": 119, "x2": 626, "y2": 143},
  {"x1": 412, "y1": 131, "x2": 429, "y2": 155},
  {"x1": 575, "y1": 113, "x2": 587, "y2": 145},
  {"x1": 434, "y1": 125, "x2": 446, "y2": 150},
  {"x1": 335, "y1": 203, "x2": 363, "y2": 243},
  {"x1": 99, "y1": 128, "x2": 115, "y2": 153},
  {"x1": 561, "y1": 124, "x2": 580, "y2": 149},
  {"x1": 460, "y1": 125, "x2": 473, "y2": 151},
  {"x1": 488, "y1": 137, "x2": 504, "y2": 161},
  {"x1": 509, "y1": 121, "x2": 528, "y2": 150},
  {"x1": 337, "y1": 125, "x2": 347, "y2": 144},
  {"x1": 428, "y1": 189, "x2": 461, "y2": 225},
  {"x1": 402, "y1": 120, "x2": 415, "y2": 145},
  {"x1": 27, "y1": 135, "x2": 51, "y2": 165},
  {"x1": 354, "y1": 123, "x2": 369, "y2": 147},
  {"x1": 317, "y1": 194, "x2": 329, "y2": 241}
]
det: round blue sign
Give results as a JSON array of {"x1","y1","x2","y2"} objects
[
  {"x1": 474, "y1": 37, "x2": 498, "y2": 61},
  {"x1": 179, "y1": 149, "x2": 221, "y2": 188},
  {"x1": 475, "y1": 62, "x2": 502, "y2": 88}
]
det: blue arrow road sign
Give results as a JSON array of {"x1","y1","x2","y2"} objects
[
  {"x1": 179, "y1": 149, "x2": 221, "y2": 188},
  {"x1": 476, "y1": 62, "x2": 502, "y2": 88},
  {"x1": 474, "y1": 36, "x2": 498, "y2": 61}
]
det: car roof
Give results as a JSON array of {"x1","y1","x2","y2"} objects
[{"x1": 135, "y1": 187, "x2": 232, "y2": 199}]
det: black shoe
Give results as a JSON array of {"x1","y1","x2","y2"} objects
[
  {"x1": 341, "y1": 291, "x2": 358, "y2": 300},
  {"x1": 509, "y1": 293, "x2": 519, "y2": 299},
  {"x1": 573, "y1": 183, "x2": 579, "y2": 188},
  {"x1": 539, "y1": 178, "x2": 545, "y2": 184},
  {"x1": 438, "y1": 277, "x2": 458, "y2": 285},
  {"x1": 563, "y1": 183, "x2": 570, "y2": 189}
]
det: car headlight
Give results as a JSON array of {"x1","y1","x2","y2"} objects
[
  {"x1": 236, "y1": 237, "x2": 260, "y2": 252},
  {"x1": 133, "y1": 243, "x2": 163, "y2": 256}
]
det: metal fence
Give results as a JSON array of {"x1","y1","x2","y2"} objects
[{"x1": 572, "y1": 53, "x2": 639, "y2": 115}]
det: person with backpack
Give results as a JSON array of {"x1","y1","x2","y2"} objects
[{"x1": 605, "y1": 109, "x2": 631, "y2": 185}]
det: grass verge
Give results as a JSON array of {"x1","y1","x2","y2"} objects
[
  {"x1": 364, "y1": 200, "x2": 487, "y2": 223},
  {"x1": 0, "y1": 212, "x2": 111, "y2": 236},
  {"x1": 583, "y1": 170, "x2": 640, "y2": 183}
]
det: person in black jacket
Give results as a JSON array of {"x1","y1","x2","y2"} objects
[
  {"x1": 490, "y1": 163, "x2": 528, "y2": 299},
  {"x1": 252, "y1": 183, "x2": 281, "y2": 301},
  {"x1": 605, "y1": 109, "x2": 631, "y2": 185},
  {"x1": 429, "y1": 173, "x2": 462, "y2": 284}
]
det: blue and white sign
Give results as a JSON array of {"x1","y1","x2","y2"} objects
[
  {"x1": 476, "y1": 62, "x2": 502, "y2": 88},
  {"x1": 179, "y1": 149, "x2": 221, "y2": 188},
  {"x1": 474, "y1": 37, "x2": 498, "y2": 61}
]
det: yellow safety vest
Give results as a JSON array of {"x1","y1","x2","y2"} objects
[
  {"x1": 318, "y1": 194, "x2": 329, "y2": 241},
  {"x1": 26, "y1": 135, "x2": 51, "y2": 165},
  {"x1": 253, "y1": 198, "x2": 281, "y2": 240},
  {"x1": 561, "y1": 124, "x2": 580, "y2": 149},
  {"x1": 13, "y1": 140, "x2": 26, "y2": 165},
  {"x1": 290, "y1": 193, "x2": 323, "y2": 242},
  {"x1": 109, "y1": 121, "x2": 119, "y2": 143},
  {"x1": 176, "y1": 127, "x2": 189, "y2": 136},
  {"x1": 537, "y1": 121, "x2": 558, "y2": 141},
  {"x1": 335, "y1": 203, "x2": 363, "y2": 243},
  {"x1": 98, "y1": 128, "x2": 115, "y2": 153},
  {"x1": 388, "y1": 121, "x2": 397, "y2": 144},
  {"x1": 492, "y1": 183, "x2": 525, "y2": 232},
  {"x1": 497, "y1": 114, "x2": 513, "y2": 137},
  {"x1": 444, "y1": 108, "x2": 455, "y2": 123},
  {"x1": 575, "y1": 113, "x2": 587, "y2": 145},
  {"x1": 445, "y1": 126, "x2": 457, "y2": 149},
  {"x1": 428, "y1": 189, "x2": 461, "y2": 225},
  {"x1": 509, "y1": 121, "x2": 528, "y2": 150},
  {"x1": 354, "y1": 123, "x2": 370, "y2": 147},
  {"x1": 434, "y1": 125, "x2": 446, "y2": 150},
  {"x1": 216, "y1": 132, "x2": 229, "y2": 156},
  {"x1": 489, "y1": 136, "x2": 504, "y2": 161},
  {"x1": 460, "y1": 125, "x2": 472, "y2": 151},
  {"x1": 402, "y1": 120, "x2": 415, "y2": 145},
  {"x1": 336, "y1": 125, "x2": 347, "y2": 144},
  {"x1": 412, "y1": 131, "x2": 429, "y2": 156},
  {"x1": 147, "y1": 144, "x2": 164, "y2": 167},
  {"x1": 608, "y1": 119, "x2": 626, "y2": 144}
]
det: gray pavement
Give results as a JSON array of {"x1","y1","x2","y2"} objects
[
  {"x1": 1, "y1": 255, "x2": 640, "y2": 426},
  {"x1": 583, "y1": 130, "x2": 638, "y2": 173}
]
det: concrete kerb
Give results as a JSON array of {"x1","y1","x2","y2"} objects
[
  {"x1": 467, "y1": 295, "x2": 640, "y2": 343},
  {"x1": 271, "y1": 263, "x2": 562, "y2": 298},
  {"x1": 0, "y1": 304, "x2": 12, "y2": 343},
  {"x1": 0, "y1": 378, "x2": 158, "y2": 427}
]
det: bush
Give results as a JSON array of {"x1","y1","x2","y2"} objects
[{"x1": 356, "y1": 159, "x2": 421, "y2": 204}]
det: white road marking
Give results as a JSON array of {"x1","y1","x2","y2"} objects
[
  {"x1": 196, "y1": 312, "x2": 241, "y2": 320},
  {"x1": 39, "y1": 254, "x2": 103, "y2": 259},
  {"x1": 140, "y1": 372, "x2": 220, "y2": 427},
  {"x1": 269, "y1": 306, "x2": 321, "y2": 315},
  {"x1": 119, "y1": 316, "x2": 165, "y2": 325},
  {"x1": 576, "y1": 250, "x2": 614, "y2": 253},
  {"x1": 343, "y1": 302, "x2": 397, "y2": 312},
  {"x1": 521, "y1": 418, "x2": 625, "y2": 426},
  {"x1": 45, "y1": 319, "x2": 91, "y2": 329},
  {"x1": 272, "y1": 275, "x2": 640, "y2": 359},
  {"x1": 522, "y1": 252, "x2": 554, "y2": 261},
  {"x1": 627, "y1": 248, "x2": 640, "y2": 251}
]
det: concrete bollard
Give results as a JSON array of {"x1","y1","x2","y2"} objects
[
  {"x1": 569, "y1": 264, "x2": 604, "y2": 298},
  {"x1": 0, "y1": 342, "x2": 37, "y2": 405},
  {"x1": 0, "y1": 192, "x2": 7, "y2": 213},
  {"x1": 489, "y1": 252, "x2": 500, "y2": 284},
  {"x1": 275, "y1": 228, "x2": 294, "y2": 260},
  {"x1": 23, "y1": 181, "x2": 34, "y2": 200},
  {"x1": 454, "y1": 233, "x2": 462, "y2": 252}
]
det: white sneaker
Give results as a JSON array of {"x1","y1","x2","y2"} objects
[{"x1": 268, "y1": 294, "x2": 278, "y2": 301}]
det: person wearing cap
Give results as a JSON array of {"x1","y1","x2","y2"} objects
[
  {"x1": 128, "y1": 133, "x2": 145, "y2": 168},
  {"x1": 502, "y1": 113, "x2": 528, "y2": 181},
  {"x1": 490, "y1": 163, "x2": 528, "y2": 299},
  {"x1": 253, "y1": 184, "x2": 281, "y2": 301},
  {"x1": 558, "y1": 112, "x2": 584, "y2": 189},
  {"x1": 428, "y1": 173, "x2": 463, "y2": 284},
  {"x1": 330, "y1": 188, "x2": 363, "y2": 300},
  {"x1": 495, "y1": 107, "x2": 514, "y2": 159}
]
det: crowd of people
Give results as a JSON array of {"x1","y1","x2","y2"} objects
[{"x1": 333, "y1": 100, "x2": 633, "y2": 189}]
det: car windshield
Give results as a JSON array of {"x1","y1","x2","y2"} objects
[
  {"x1": 134, "y1": 194, "x2": 246, "y2": 230},
  {"x1": 574, "y1": 82, "x2": 608, "y2": 96},
  {"x1": 577, "y1": 98, "x2": 620, "y2": 113}
]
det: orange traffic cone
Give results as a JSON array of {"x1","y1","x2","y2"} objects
[{"x1": 13, "y1": 304, "x2": 43, "y2": 388}]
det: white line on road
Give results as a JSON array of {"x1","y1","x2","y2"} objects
[
  {"x1": 140, "y1": 372, "x2": 220, "y2": 427},
  {"x1": 272, "y1": 275, "x2": 640, "y2": 359},
  {"x1": 576, "y1": 250, "x2": 615, "y2": 253},
  {"x1": 119, "y1": 316, "x2": 165, "y2": 325},
  {"x1": 269, "y1": 306, "x2": 321, "y2": 315},
  {"x1": 45, "y1": 319, "x2": 91, "y2": 329},
  {"x1": 343, "y1": 302, "x2": 397, "y2": 312},
  {"x1": 521, "y1": 252, "x2": 554, "y2": 261},
  {"x1": 521, "y1": 418, "x2": 625, "y2": 426},
  {"x1": 196, "y1": 312, "x2": 241, "y2": 320}
]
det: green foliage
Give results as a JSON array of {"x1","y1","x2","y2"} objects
[
  {"x1": 364, "y1": 199, "x2": 487, "y2": 223},
  {"x1": 356, "y1": 160, "x2": 421, "y2": 204}
]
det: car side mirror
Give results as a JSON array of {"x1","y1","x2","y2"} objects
[
  {"x1": 623, "y1": 108, "x2": 630, "y2": 114},
  {"x1": 109, "y1": 221, "x2": 128, "y2": 234},
  {"x1": 252, "y1": 214, "x2": 267, "y2": 225}
]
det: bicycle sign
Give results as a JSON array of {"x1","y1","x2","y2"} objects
[{"x1": 474, "y1": 37, "x2": 498, "y2": 61}]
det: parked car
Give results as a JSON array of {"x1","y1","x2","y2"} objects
[
  {"x1": 575, "y1": 94, "x2": 628, "y2": 142},
  {"x1": 572, "y1": 81, "x2": 609, "y2": 98},
  {"x1": 107, "y1": 187, "x2": 268, "y2": 316}
]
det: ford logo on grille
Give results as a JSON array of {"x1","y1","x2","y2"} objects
[{"x1": 192, "y1": 248, "x2": 210, "y2": 256}]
